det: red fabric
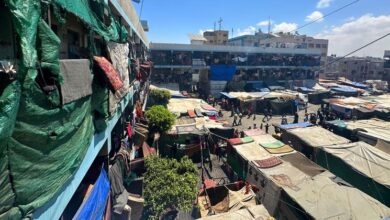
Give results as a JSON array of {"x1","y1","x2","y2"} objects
[
  {"x1": 136, "y1": 106, "x2": 143, "y2": 118},
  {"x1": 201, "y1": 104, "x2": 216, "y2": 111},
  {"x1": 187, "y1": 109, "x2": 196, "y2": 118},
  {"x1": 208, "y1": 115, "x2": 217, "y2": 120},
  {"x1": 254, "y1": 157, "x2": 283, "y2": 168},
  {"x1": 204, "y1": 179, "x2": 217, "y2": 189},
  {"x1": 127, "y1": 123, "x2": 133, "y2": 138},
  {"x1": 142, "y1": 142, "x2": 156, "y2": 158},
  {"x1": 93, "y1": 56, "x2": 124, "y2": 90},
  {"x1": 228, "y1": 138, "x2": 243, "y2": 145}
]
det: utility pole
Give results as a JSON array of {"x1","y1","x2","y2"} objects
[{"x1": 218, "y1": 17, "x2": 223, "y2": 31}]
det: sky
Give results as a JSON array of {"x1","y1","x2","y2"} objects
[{"x1": 134, "y1": 0, "x2": 390, "y2": 57}]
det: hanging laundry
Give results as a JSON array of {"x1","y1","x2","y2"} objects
[
  {"x1": 59, "y1": 59, "x2": 93, "y2": 104},
  {"x1": 93, "y1": 56, "x2": 124, "y2": 91}
]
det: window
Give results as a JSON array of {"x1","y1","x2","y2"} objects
[
  {"x1": 322, "y1": 44, "x2": 327, "y2": 48},
  {"x1": 316, "y1": 44, "x2": 321, "y2": 48},
  {"x1": 309, "y1": 43, "x2": 314, "y2": 48}
]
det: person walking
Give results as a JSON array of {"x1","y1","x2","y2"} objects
[
  {"x1": 262, "y1": 108, "x2": 269, "y2": 122},
  {"x1": 265, "y1": 123, "x2": 269, "y2": 134},
  {"x1": 293, "y1": 112, "x2": 299, "y2": 123},
  {"x1": 268, "y1": 108, "x2": 273, "y2": 121},
  {"x1": 238, "y1": 113, "x2": 243, "y2": 125},
  {"x1": 232, "y1": 113, "x2": 238, "y2": 126},
  {"x1": 281, "y1": 115, "x2": 288, "y2": 125}
]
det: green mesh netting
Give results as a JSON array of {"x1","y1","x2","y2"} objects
[
  {"x1": 0, "y1": 0, "x2": 127, "y2": 218},
  {"x1": 53, "y1": 0, "x2": 120, "y2": 42}
]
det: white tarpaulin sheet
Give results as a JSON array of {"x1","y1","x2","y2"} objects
[
  {"x1": 345, "y1": 119, "x2": 390, "y2": 142},
  {"x1": 287, "y1": 126, "x2": 350, "y2": 147},
  {"x1": 285, "y1": 171, "x2": 390, "y2": 220},
  {"x1": 322, "y1": 142, "x2": 390, "y2": 187},
  {"x1": 234, "y1": 142, "x2": 271, "y2": 161}
]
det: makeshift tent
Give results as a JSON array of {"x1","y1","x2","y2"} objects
[
  {"x1": 198, "y1": 205, "x2": 272, "y2": 220},
  {"x1": 247, "y1": 160, "x2": 390, "y2": 220},
  {"x1": 277, "y1": 122, "x2": 312, "y2": 131},
  {"x1": 227, "y1": 141, "x2": 270, "y2": 179},
  {"x1": 209, "y1": 65, "x2": 236, "y2": 81},
  {"x1": 281, "y1": 126, "x2": 350, "y2": 159},
  {"x1": 331, "y1": 87, "x2": 358, "y2": 96},
  {"x1": 315, "y1": 141, "x2": 390, "y2": 206}
]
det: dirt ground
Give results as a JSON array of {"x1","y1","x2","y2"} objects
[{"x1": 217, "y1": 103, "x2": 320, "y2": 134}]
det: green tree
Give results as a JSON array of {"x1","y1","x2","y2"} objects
[
  {"x1": 145, "y1": 105, "x2": 175, "y2": 133},
  {"x1": 143, "y1": 156, "x2": 198, "y2": 219},
  {"x1": 149, "y1": 89, "x2": 171, "y2": 106}
]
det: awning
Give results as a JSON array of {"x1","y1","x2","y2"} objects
[
  {"x1": 220, "y1": 92, "x2": 235, "y2": 99},
  {"x1": 278, "y1": 122, "x2": 313, "y2": 130}
]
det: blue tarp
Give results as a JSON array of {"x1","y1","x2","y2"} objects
[
  {"x1": 220, "y1": 92, "x2": 235, "y2": 99},
  {"x1": 73, "y1": 169, "x2": 110, "y2": 220},
  {"x1": 344, "y1": 82, "x2": 368, "y2": 89},
  {"x1": 210, "y1": 65, "x2": 236, "y2": 81},
  {"x1": 297, "y1": 87, "x2": 315, "y2": 93},
  {"x1": 278, "y1": 122, "x2": 313, "y2": 130},
  {"x1": 331, "y1": 87, "x2": 358, "y2": 93}
]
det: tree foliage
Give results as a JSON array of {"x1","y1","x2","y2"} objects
[
  {"x1": 150, "y1": 89, "x2": 171, "y2": 106},
  {"x1": 143, "y1": 156, "x2": 198, "y2": 219},
  {"x1": 145, "y1": 105, "x2": 175, "y2": 133}
]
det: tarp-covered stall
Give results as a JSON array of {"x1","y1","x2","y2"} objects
[
  {"x1": 247, "y1": 160, "x2": 390, "y2": 220},
  {"x1": 281, "y1": 126, "x2": 350, "y2": 159},
  {"x1": 315, "y1": 141, "x2": 390, "y2": 207}
]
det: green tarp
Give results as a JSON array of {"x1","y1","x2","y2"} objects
[{"x1": 0, "y1": 0, "x2": 128, "y2": 218}]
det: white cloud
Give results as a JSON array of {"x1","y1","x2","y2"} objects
[
  {"x1": 272, "y1": 22, "x2": 298, "y2": 33},
  {"x1": 315, "y1": 14, "x2": 390, "y2": 57},
  {"x1": 317, "y1": 0, "x2": 332, "y2": 8},
  {"x1": 236, "y1": 26, "x2": 257, "y2": 36},
  {"x1": 198, "y1": 29, "x2": 213, "y2": 35},
  {"x1": 344, "y1": 16, "x2": 355, "y2": 22},
  {"x1": 257, "y1": 20, "x2": 273, "y2": 26},
  {"x1": 305, "y1": 11, "x2": 324, "y2": 22}
]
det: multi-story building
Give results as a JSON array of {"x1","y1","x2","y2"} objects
[
  {"x1": 324, "y1": 56, "x2": 385, "y2": 81},
  {"x1": 259, "y1": 33, "x2": 328, "y2": 58},
  {"x1": 150, "y1": 43, "x2": 321, "y2": 96},
  {"x1": 0, "y1": 1, "x2": 150, "y2": 219},
  {"x1": 203, "y1": 30, "x2": 229, "y2": 45},
  {"x1": 383, "y1": 50, "x2": 390, "y2": 89},
  {"x1": 228, "y1": 30, "x2": 270, "y2": 47}
]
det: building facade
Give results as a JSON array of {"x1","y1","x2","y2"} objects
[
  {"x1": 259, "y1": 33, "x2": 328, "y2": 60},
  {"x1": 150, "y1": 43, "x2": 321, "y2": 96},
  {"x1": 203, "y1": 30, "x2": 229, "y2": 45},
  {"x1": 228, "y1": 31, "x2": 270, "y2": 47},
  {"x1": 324, "y1": 56, "x2": 385, "y2": 81}
]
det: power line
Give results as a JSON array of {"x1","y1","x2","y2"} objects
[
  {"x1": 321, "y1": 32, "x2": 390, "y2": 69},
  {"x1": 290, "y1": 0, "x2": 360, "y2": 33}
]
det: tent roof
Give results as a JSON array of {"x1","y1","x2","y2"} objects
[
  {"x1": 287, "y1": 126, "x2": 350, "y2": 147},
  {"x1": 198, "y1": 205, "x2": 271, "y2": 220},
  {"x1": 233, "y1": 142, "x2": 271, "y2": 161},
  {"x1": 344, "y1": 119, "x2": 390, "y2": 142},
  {"x1": 285, "y1": 171, "x2": 390, "y2": 219},
  {"x1": 322, "y1": 141, "x2": 390, "y2": 187}
]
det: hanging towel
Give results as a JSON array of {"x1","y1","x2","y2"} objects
[{"x1": 59, "y1": 59, "x2": 93, "y2": 104}]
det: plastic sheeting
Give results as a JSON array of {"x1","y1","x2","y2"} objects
[
  {"x1": 209, "y1": 65, "x2": 236, "y2": 81},
  {"x1": 73, "y1": 169, "x2": 110, "y2": 220},
  {"x1": 0, "y1": 0, "x2": 126, "y2": 218},
  {"x1": 287, "y1": 126, "x2": 350, "y2": 148}
]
